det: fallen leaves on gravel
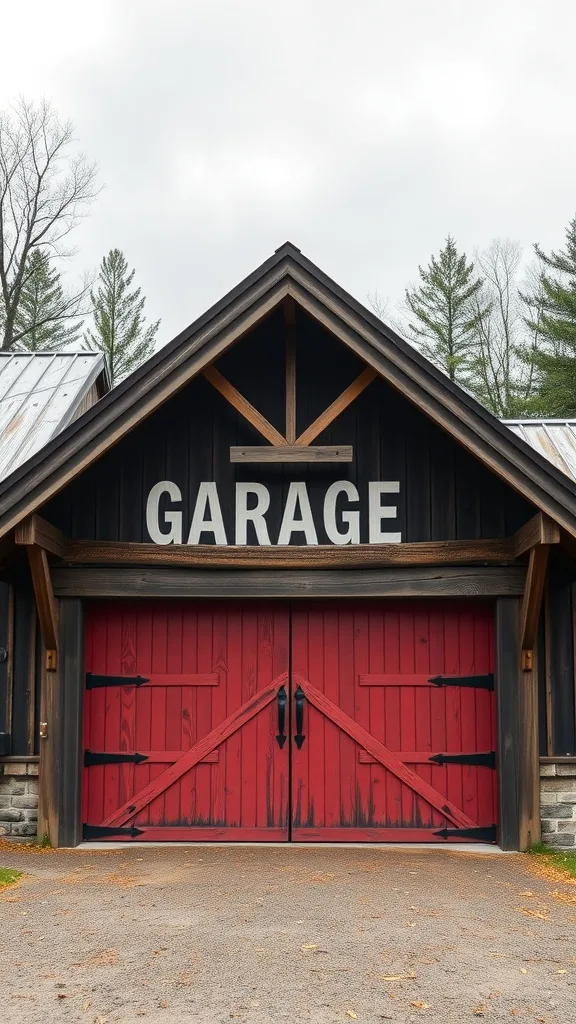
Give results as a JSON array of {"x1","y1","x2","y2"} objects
[
  {"x1": 518, "y1": 907, "x2": 548, "y2": 919},
  {"x1": 345, "y1": 1012, "x2": 357, "y2": 1019},
  {"x1": 551, "y1": 889, "x2": 576, "y2": 905},
  {"x1": 381, "y1": 972, "x2": 416, "y2": 981},
  {"x1": 301, "y1": 943, "x2": 318, "y2": 950},
  {"x1": 411, "y1": 1001, "x2": 430, "y2": 1009}
]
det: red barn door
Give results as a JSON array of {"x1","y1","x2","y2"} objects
[
  {"x1": 83, "y1": 600, "x2": 497, "y2": 843},
  {"x1": 83, "y1": 602, "x2": 289, "y2": 841},
  {"x1": 290, "y1": 602, "x2": 497, "y2": 842}
]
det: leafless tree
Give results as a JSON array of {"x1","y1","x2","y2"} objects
[
  {"x1": 367, "y1": 289, "x2": 409, "y2": 339},
  {"x1": 0, "y1": 98, "x2": 99, "y2": 351},
  {"x1": 469, "y1": 239, "x2": 542, "y2": 417}
]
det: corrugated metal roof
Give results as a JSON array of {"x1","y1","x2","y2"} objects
[
  {"x1": 0, "y1": 352, "x2": 106, "y2": 481},
  {"x1": 504, "y1": 419, "x2": 576, "y2": 483}
]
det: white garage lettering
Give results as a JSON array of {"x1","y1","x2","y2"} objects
[{"x1": 145, "y1": 480, "x2": 401, "y2": 545}]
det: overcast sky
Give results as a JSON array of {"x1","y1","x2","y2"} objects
[{"x1": 1, "y1": 0, "x2": 575, "y2": 345}]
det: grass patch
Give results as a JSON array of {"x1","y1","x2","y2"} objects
[
  {"x1": 528, "y1": 841, "x2": 576, "y2": 880},
  {"x1": 0, "y1": 867, "x2": 22, "y2": 889}
]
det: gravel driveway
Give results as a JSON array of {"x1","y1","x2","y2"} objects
[{"x1": 0, "y1": 843, "x2": 575, "y2": 1023}]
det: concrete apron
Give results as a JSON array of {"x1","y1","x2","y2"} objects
[{"x1": 76, "y1": 841, "x2": 513, "y2": 853}]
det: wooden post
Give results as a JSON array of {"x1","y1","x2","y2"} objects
[
  {"x1": 284, "y1": 296, "x2": 296, "y2": 444},
  {"x1": 37, "y1": 654, "x2": 60, "y2": 844},
  {"x1": 496, "y1": 598, "x2": 541, "y2": 850}
]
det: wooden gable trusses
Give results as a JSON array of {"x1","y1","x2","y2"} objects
[{"x1": 205, "y1": 297, "x2": 372, "y2": 463}]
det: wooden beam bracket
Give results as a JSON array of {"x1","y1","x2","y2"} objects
[
  {"x1": 25, "y1": 545, "x2": 59, "y2": 670},
  {"x1": 513, "y1": 512, "x2": 560, "y2": 559},
  {"x1": 519, "y1": 543, "x2": 550, "y2": 671}
]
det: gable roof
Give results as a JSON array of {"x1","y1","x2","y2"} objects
[
  {"x1": 0, "y1": 241, "x2": 576, "y2": 541},
  {"x1": 0, "y1": 352, "x2": 109, "y2": 483}
]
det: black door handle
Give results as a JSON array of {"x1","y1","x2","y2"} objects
[
  {"x1": 276, "y1": 685, "x2": 287, "y2": 748},
  {"x1": 294, "y1": 686, "x2": 305, "y2": 749}
]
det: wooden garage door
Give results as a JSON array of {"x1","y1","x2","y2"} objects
[
  {"x1": 82, "y1": 600, "x2": 497, "y2": 843},
  {"x1": 82, "y1": 602, "x2": 290, "y2": 841},
  {"x1": 291, "y1": 602, "x2": 497, "y2": 842}
]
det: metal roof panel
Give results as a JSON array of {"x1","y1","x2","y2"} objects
[{"x1": 0, "y1": 352, "x2": 106, "y2": 481}]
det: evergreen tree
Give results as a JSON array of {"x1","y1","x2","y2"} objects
[
  {"x1": 405, "y1": 236, "x2": 489, "y2": 384},
  {"x1": 85, "y1": 249, "x2": 159, "y2": 385},
  {"x1": 13, "y1": 249, "x2": 83, "y2": 351},
  {"x1": 522, "y1": 216, "x2": 576, "y2": 416}
]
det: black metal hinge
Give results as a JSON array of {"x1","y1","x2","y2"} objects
[
  {"x1": 429, "y1": 673, "x2": 494, "y2": 691},
  {"x1": 434, "y1": 824, "x2": 497, "y2": 843},
  {"x1": 84, "y1": 750, "x2": 149, "y2": 767},
  {"x1": 429, "y1": 751, "x2": 496, "y2": 768},
  {"x1": 83, "y1": 824, "x2": 143, "y2": 840},
  {"x1": 86, "y1": 673, "x2": 149, "y2": 689}
]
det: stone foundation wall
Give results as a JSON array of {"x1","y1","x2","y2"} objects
[
  {"x1": 0, "y1": 760, "x2": 39, "y2": 839},
  {"x1": 540, "y1": 761, "x2": 576, "y2": 848}
]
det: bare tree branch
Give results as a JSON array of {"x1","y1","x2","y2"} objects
[{"x1": 0, "y1": 98, "x2": 100, "y2": 350}]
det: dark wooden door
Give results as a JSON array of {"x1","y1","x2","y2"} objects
[
  {"x1": 290, "y1": 602, "x2": 497, "y2": 842},
  {"x1": 83, "y1": 602, "x2": 290, "y2": 841}
]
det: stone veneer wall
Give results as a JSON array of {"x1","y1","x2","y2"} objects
[
  {"x1": 541, "y1": 761, "x2": 576, "y2": 848},
  {"x1": 0, "y1": 760, "x2": 39, "y2": 838}
]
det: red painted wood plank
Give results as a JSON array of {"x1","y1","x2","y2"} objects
[
  {"x1": 295, "y1": 673, "x2": 478, "y2": 830},
  {"x1": 97, "y1": 827, "x2": 289, "y2": 842},
  {"x1": 101, "y1": 671, "x2": 288, "y2": 828},
  {"x1": 118, "y1": 610, "x2": 138, "y2": 810},
  {"x1": 357, "y1": 750, "x2": 494, "y2": 765},
  {"x1": 359, "y1": 673, "x2": 434, "y2": 686},
  {"x1": 291, "y1": 827, "x2": 492, "y2": 843}
]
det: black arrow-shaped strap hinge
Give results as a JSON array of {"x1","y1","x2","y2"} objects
[
  {"x1": 429, "y1": 751, "x2": 496, "y2": 768},
  {"x1": 429, "y1": 673, "x2": 494, "y2": 691},
  {"x1": 84, "y1": 750, "x2": 149, "y2": 767},
  {"x1": 86, "y1": 673, "x2": 150, "y2": 690},
  {"x1": 83, "y1": 824, "x2": 144, "y2": 840},
  {"x1": 434, "y1": 824, "x2": 497, "y2": 843}
]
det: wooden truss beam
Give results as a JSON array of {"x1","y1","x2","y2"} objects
[
  {"x1": 295, "y1": 366, "x2": 377, "y2": 446},
  {"x1": 203, "y1": 364, "x2": 287, "y2": 446},
  {"x1": 284, "y1": 296, "x2": 297, "y2": 444}
]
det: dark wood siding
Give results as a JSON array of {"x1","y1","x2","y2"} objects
[{"x1": 43, "y1": 308, "x2": 534, "y2": 545}]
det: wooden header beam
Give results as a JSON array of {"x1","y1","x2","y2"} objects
[
  {"x1": 230, "y1": 445, "x2": 353, "y2": 463},
  {"x1": 58, "y1": 536, "x2": 516, "y2": 569}
]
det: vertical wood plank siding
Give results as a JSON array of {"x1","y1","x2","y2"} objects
[
  {"x1": 545, "y1": 577, "x2": 576, "y2": 755},
  {"x1": 57, "y1": 600, "x2": 84, "y2": 847},
  {"x1": 43, "y1": 308, "x2": 534, "y2": 545}
]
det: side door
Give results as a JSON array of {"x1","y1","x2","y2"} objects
[
  {"x1": 83, "y1": 601, "x2": 290, "y2": 841},
  {"x1": 290, "y1": 601, "x2": 497, "y2": 843}
]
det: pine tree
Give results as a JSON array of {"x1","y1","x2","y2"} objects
[
  {"x1": 405, "y1": 236, "x2": 489, "y2": 384},
  {"x1": 85, "y1": 249, "x2": 159, "y2": 385},
  {"x1": 13, "y1": 250, "x2": 83, "y2": 351},
  {"x1": 522, "y1": 216, "x2": 576, "y2": 416}
]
